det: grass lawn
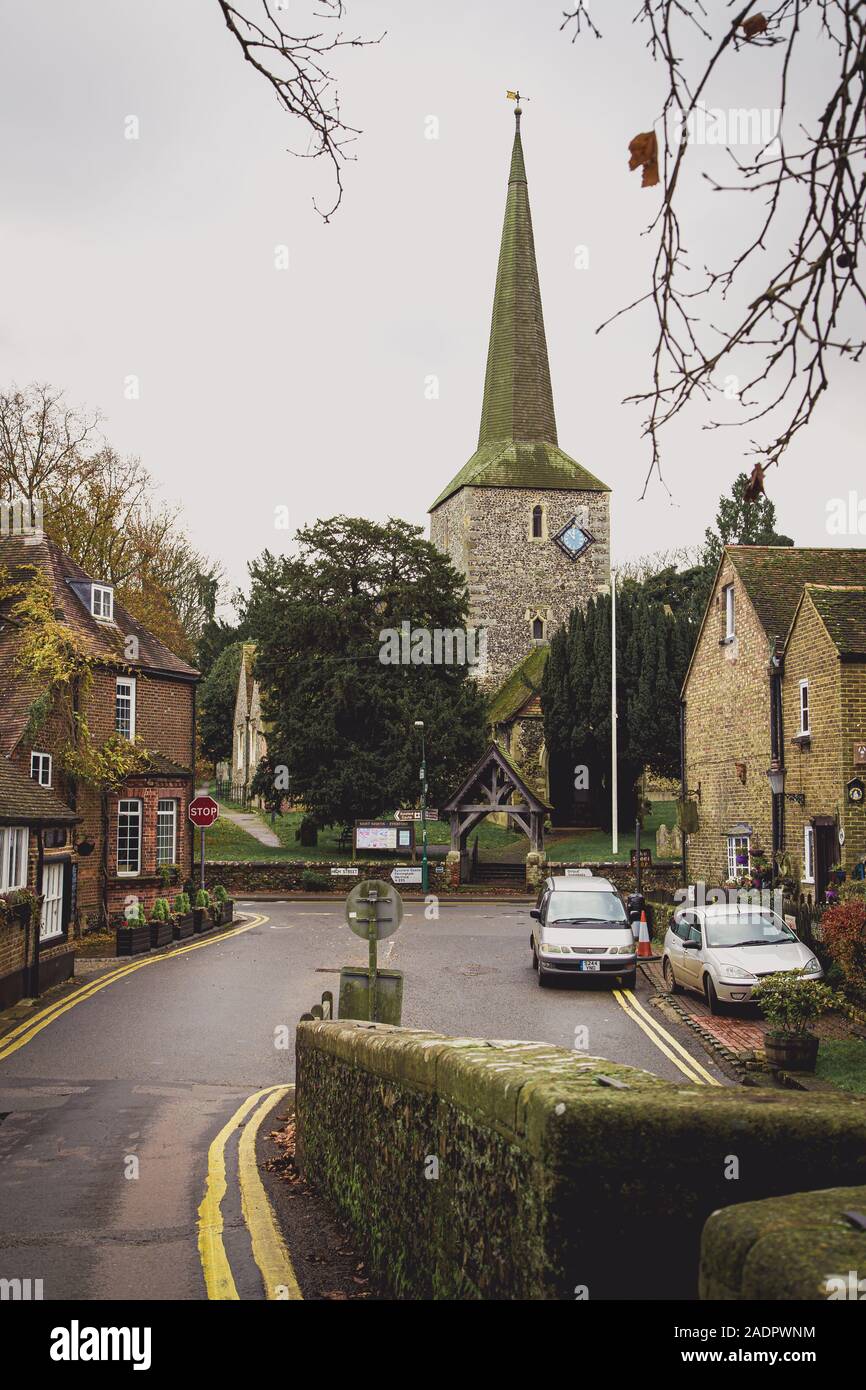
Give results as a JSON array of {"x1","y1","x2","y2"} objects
[
  {"x1": 529, "y1": 800, "x2": 679, "y2": 864},
  {"x1": 203, "y1": 794, "x2": 680, "y2": 866},
  {"x1": 815, "y1": 1039, "x2": 866, "y2": 1095}
]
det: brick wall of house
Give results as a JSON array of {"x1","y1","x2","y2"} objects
[
  {"x1": 85, "y1": 669, "x2": 194, "y2": 767},
  {"x1": 781, "y1": 597, "x2": 843, "y2": 881},
  {"x1": 841, "y1": 660, "x2": 866, "y2": 869},
  {"x1": 104, "y1": 776, "x2": 193, "y2": 922},
  {"x1": 683, "y1": 559, "x2": 775, "y2": 885}
]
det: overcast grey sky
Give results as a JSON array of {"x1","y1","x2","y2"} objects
[{"x1": 1, "y1": 0, "x2": 862, "y2": 603}]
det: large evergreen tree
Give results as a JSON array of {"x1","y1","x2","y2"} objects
[{"x1": 242, "y1": 517, "x2": 487, "y2": 827}]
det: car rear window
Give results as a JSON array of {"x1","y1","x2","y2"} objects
[{"x1": 547, "y1": 891, "x2": 628, "y2": 925}]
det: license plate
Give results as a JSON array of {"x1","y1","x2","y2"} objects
[{"x1": 580, "y1": 960, "x2": 600, "y2": 972}]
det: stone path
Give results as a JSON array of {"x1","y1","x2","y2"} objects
[
  {"x1": 204, "y1": 794, "x2": 282, "y2": 848},
  {"x1": 641, "y1": 958, "x2": 767, "y2": 1054}
]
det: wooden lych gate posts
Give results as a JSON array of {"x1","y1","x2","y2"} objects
[{"x1": 442, "y1": 743, "x2": 550, "y2": 884}]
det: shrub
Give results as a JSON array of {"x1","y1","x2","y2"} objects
[
  {"x1": 173, "y1": 892, "x2": 191, "y2": 916},
  {"x1": 839, "y1": 879, "x2": 866, "y2": 904},
  {"x1": 820, "y1": 899, "x2": 866, "y2": 1001},
  {"x1": 150, "y1": 898, "x2": 170, "y2": 922},
  {"x1": 195, "y1": 889, "x2": 211, "y2": 909},
  {"x1": 751, "y1": 971, "x2": 836, "y2": 1034},
  {"x1": 123, "y1": 905, "x2": 146, "y2": 928},
  {"x1": 212, "y1": 884, "x2": 229, "y2": 904},
  {"x1": 301, "y1": 870, "x2": 330, "y2": 892}
]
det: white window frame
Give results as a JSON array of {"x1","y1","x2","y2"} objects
[
  {"x1": 803, "y1": 825, "x2": 815, "y2": 884},
  {"x1": 726, "y1": 833, "x2": 751, "y2": 881},
  {"x1": 723, "y1": 583, "x2": 735, "y2": 641},
  {"x1": 40, "y1": 861, "x2": 65, "y2": 941},
  {"x1": 156, "y1": 798, "x2": 177, "y2": 866},
  {"x1": 115, "y1": 677, "x2": 136, "y2": 740},
  {"x1": 91, "y1": 584, "x2": 114, "y2": 622},
  {"x1": 30, "y1": 751, "x2": 52, "y2": 787},
  {"x1": 117, "y1": 798, "x2": 142, "y2": 877},
  {"x1": 799, "y1": 679, "x2": 810, "y2": 735},
  {"x1": 0, "y1": 827, "x2": 29, "y2": 891}
]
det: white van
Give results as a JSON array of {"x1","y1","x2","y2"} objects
[{"x1": 530, "y1": 875, "x2": 636, "y2": 989}]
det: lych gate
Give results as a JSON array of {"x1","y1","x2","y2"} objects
[{"x1": 442, "y1": 743, "x2": 550, "y2": 884}]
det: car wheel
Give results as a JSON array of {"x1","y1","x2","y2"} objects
[
  {"x1": 705, "y1": 974, "x2": 724, "y2": 1016},
  {"x1": 662, "y1": 957, "x2": 681, "y2": 994},
  {"x1": 532, "y1": 944, "x2": 538, "y2": 970},
  {"x1": 620, "y1": 969, "x2": 637, "y2": 991},
  {"x1": 538, "y1": 961, "x2": 550, "y2": 988}
]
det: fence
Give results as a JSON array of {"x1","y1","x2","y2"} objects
[
  {"x1": 783, "y1": 897, "x2": 824, "y2": 947},
  {"x1": 213, "y1": 779, "x2": 254, "y2": 809}
]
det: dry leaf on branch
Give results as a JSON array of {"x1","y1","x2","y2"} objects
[
  {"x1": 743, "y1": 462, "x2": 766, "y2": 503},
  {"x1": 742, "y1": 14, "x2": 768, "y2": 40},
  {"x1": 628, "y1": 131, "x2": 660, "y2": 188}
]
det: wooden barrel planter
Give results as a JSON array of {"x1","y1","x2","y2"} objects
[
  {"x1": 149, "y1": 920, "x2": 173, "y2": 949},
  {"x1": 764, "y1": 1031, "x2": 820, "y2": 1073},
  {"x1": 193, "y1": 908, "x2": 213, "y2": 934},
  {"x1": 116, "y1": 923, "x2": 150, "y2": 956},
  {"x1": 172, "y1": 914, "x2": 195, "y2": 941}
]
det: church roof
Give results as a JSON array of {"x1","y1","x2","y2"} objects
[
  {"x1": 431, "y1": 110, "x2": 609, "y2": 512},
  {"x1": 487, "y1": 645, "x2": 549, "y2": 726}
]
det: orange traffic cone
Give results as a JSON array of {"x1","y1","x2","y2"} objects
[{"x1": 636, "y1": 910, "x2": 652, "y2": 958}]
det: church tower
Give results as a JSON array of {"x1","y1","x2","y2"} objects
[{"x1": 429, "y1": 104, "x2": 611, "y2": 749}]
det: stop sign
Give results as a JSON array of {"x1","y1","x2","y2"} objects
[{"x1": 189, "y1": 795, "x2": 219, "y2": 828}]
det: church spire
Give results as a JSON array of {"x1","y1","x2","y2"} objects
[{"x1": 477, "y1": 103, "x2": 558, "y2": 448}]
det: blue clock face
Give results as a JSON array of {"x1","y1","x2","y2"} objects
[{"x1": 553, "y1": 516, "x2": 594, "y2": 559}]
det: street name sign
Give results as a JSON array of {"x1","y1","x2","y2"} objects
[
  {"x1": 394, "y1": 809, "x2": 440, "y2": 823},
  {"x1": 391, "y1": 866, "x2": 423, "y2": 885}
]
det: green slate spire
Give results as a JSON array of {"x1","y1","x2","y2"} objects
[
  {"x1": 478, "y1": 104, "x2": 557, "y2": 448},
  {"x1": 430, "y1": 108, "x2": 609, "y2": 512}
]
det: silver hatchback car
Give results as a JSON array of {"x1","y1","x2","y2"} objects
[
  {"x1": 662, "y1": 903, "x2": 823, "y2": 1014},
  {"x1": 530, "y1": 875, "x2": 636, "y2": 989}
]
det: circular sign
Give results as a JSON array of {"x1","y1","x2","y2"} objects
[
  {"x1": 847, "y1": 778, "x2": 865, "y2": 806},
  {"x1": 188, "y1": 794, "x2": 220, "y2": 828},
  {"x1": 345, "y1": 880, "x2": 403, "y2": 940}
]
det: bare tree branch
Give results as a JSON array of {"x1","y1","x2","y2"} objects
[
  {"x1": 217, "y1": 1, "x2": 383, "y2": 220},
  {"x1": 563, "y1": 1, "x2": 866, "y2": 496}
]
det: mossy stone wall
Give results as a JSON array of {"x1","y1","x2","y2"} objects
[{"x1": 296, "y1": 1021, "x2": 866, "y2": 1300}]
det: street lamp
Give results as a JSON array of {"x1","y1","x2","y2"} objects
[{"x1": 414, "y1": 720, "x2": 428, "y2": 893}]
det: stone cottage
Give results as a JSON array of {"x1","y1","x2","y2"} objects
[
  {"x1": 229, "y1": 643, "x2": 267, "y2": 798},
  {"x1": 681, "y1": 545, "x2": 866, "y2": 901}
]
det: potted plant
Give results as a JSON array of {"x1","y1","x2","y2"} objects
[
  {"x1": 148, "y1": 897, "x2": 174, "y2": 949},
  {"x1": 158, "y1": 862, "x2": 181, "y2": 891},
  {"x1": 116, "y1": 905, "x2": 150, "y2": 956},
  {"x1": 0, "y1": 888, "x2": 40, "y2": 928},
  {"x1": 212, "y1": 883, "x2": 233, "y2": 925},
  {"x1": 751, "y1": 970, "x2": 836, "y2": 1072},
  {"x1": 172, "y1": 892, "x2": 195, "y2": 940},
  {"x1": 193, "y1": 888, "x2": 212, "y2": 933}
]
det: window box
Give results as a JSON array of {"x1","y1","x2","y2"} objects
[
  {"x1": 115, "y1": 922, "x2": 151, "y2": 956},
  {"x1": 172, "y1": 913, "x2": 195, "y2": 941},
  {"x1": 149, "y1": 919, "x2": 174, "y2": 949},
  {"x1": 0, "y1": 890, "x2": 38, "y2": 929}
]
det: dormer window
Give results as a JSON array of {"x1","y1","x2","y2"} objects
[{"x1": 91, "y1": 584, "x2": 114, "y2": 622}]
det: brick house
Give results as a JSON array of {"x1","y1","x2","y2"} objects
[
  {"x1": 0, "y1": 754, "x2": 80, "y2": 1006},
  {"x1": 682, "y1": 546, "x2": 866, "y2": 901},
  {"x1": 0, "y1": 534, "x2": 199, "y2": 933}
]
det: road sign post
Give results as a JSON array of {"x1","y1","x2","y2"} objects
[
  {"x1": 341, "y1": 880, "x2": 404, "y2": 1024},
  {"x1": 188, "y1": 795, "x2": 220, "y2": 892}
]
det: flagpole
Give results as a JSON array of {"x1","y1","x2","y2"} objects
[{"x1": 611, "y1": 567, "x2": 618, "y2": 858}]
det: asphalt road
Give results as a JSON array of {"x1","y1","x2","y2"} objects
[{"x1": 0, "y1": 901, "x2": 727, "y2": 1301}]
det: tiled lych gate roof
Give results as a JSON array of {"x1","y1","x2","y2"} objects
[
  {"x1": 728, "y1": 546, "x2": 866, "y2": 640},
  {"x1": 430, "y1": 112, "x2": 609, "y2": 512}
]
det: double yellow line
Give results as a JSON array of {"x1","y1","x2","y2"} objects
[
  {"x1": 0, "y1": 914, "x2": 267, "y2": 1063},
  {"x1": 613, "y1": 988, "x2": 721, "y2": 1085},
  {"x1": 197, "y1": 1084, "x2": 302, "y2": 1300}
]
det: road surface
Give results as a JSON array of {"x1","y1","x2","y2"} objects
[{"x1": 0, "y1": 901, "x2": 727, "y2": 1301}]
